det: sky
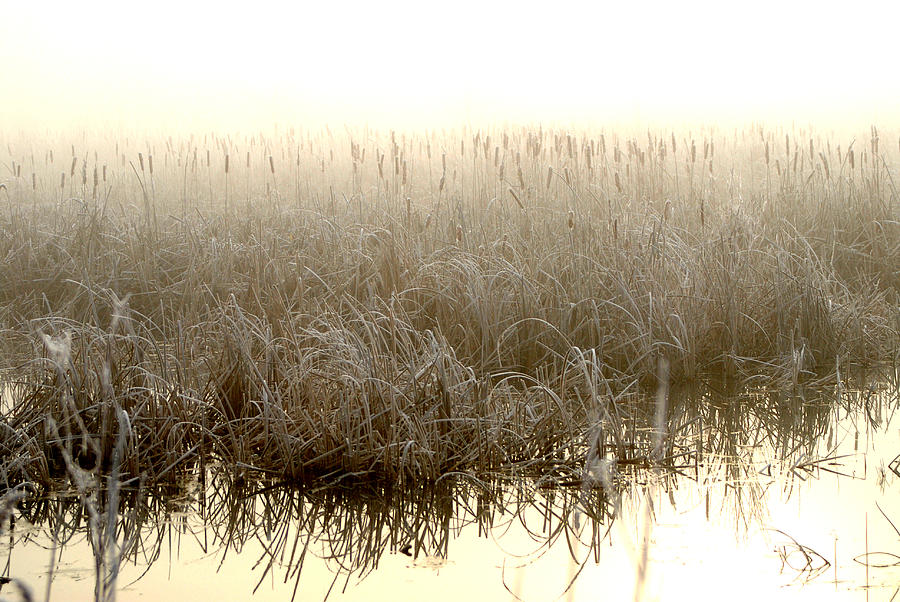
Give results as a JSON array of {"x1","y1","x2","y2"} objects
[{"x1": 2, "y1": 0, "x2": 899, "y2": 132}]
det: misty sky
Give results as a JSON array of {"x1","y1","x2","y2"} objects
[{"x1": 3, "y1": 0, "x2": 898, "y2": 130}]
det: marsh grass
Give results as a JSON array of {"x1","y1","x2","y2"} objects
[
  {"x1": 0, "y1": 124, "x2": 897, "y2": 496},
  {"x1": 3, "y1": 380, "x2": 894, "y2": 601}
]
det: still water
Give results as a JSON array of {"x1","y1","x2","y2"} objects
[{"x1": 2, "y1": 384, "x2": 898, "y2": 602}]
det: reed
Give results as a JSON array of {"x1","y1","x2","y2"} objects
[{"x1": 0, "y1": 123, "x2": 896, "y2": 493}]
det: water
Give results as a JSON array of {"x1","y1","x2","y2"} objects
[{"x1": 1, "y1": 384, "x2": 898, "y2": 601}]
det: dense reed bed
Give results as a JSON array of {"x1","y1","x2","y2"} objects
[
  {"x1": 0, "y1": 124, "x2": 897, "y2": 491},
  {"x1": 5, "y1": 383, "x2": 895, "y2": 602}
]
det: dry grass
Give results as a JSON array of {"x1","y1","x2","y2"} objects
[{"x1": 0, "y1": 124, "x2": 897, "y2": 491}]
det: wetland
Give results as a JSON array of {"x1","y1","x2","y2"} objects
[{"x1": 0, "y1": 124, "x2": 897, "y2": 600}]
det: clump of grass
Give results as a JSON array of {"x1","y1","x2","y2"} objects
[{"x1": 0, "y1": 124, "x2": 896, "y2": 492}]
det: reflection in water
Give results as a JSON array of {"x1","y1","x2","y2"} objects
[{"x1": 1, "y1": 379, "x2": 898, "y2": 601}]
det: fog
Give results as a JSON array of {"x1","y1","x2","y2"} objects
[{"x1": 3, "y1": 0, "x2": 900, "y2": 133}]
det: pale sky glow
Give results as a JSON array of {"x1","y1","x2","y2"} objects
[{"x1": 2, "y1": 0, "x2": 899, "y2": 131}]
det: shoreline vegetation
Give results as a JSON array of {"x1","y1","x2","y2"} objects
[{"x1": 0, "y1": 124, "x2": 898, "y2": 492}]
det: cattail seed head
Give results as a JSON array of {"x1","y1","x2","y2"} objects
[
  {"x1": 567, "y1": 210, "x2": 575, "y2": 230},
  {"x1": 508, "y1": 187, "x2": 524, "y2": 210}
]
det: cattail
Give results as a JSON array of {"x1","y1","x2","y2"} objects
[
  {"x1": 31, "y1": 172, "x2": 36, "y2": 191},
  {"x1": 438, "y1": 175, "x2": 445, "y2": 192},
  {"x1": 508, "y1": 187, "x2": 524, "y2": 210},
  {"x1": 614, "y1": 171, "x2": 622, "y2": 193},
  {"x1": 819, "y1": 152, "x2": 830, "y2": 179},
  {"x1": 849, "y1": 149, "x2": 855, "y2": 169},
  {"x1": 765, "y1": 141, "x2": 770, "y2": 165},
  {"x1": 138, "y1": 153, "x2": 144, "y2": 172},
  {"x1": 700, "y1": 199, "x2": 705, "y2": 228},
  {"x1": 269, "y1": 155, "x2": 275, "y2": 174},
  {"x1": 148, "y1": 154, "x2": 153, "y2": 175},
  {"x1": 546, "y1": 166, "x2": 552, "y2": 190},
  {"x1": 70, "y1": 156, "x2": 77, "y2": 177},
  {"x1": 60, "y1": 172, "x2": 65, "y2": 189},
  {"x1": 224, "y1": 154, "x2": 230, "y2": 174},
  {"x1": 103, "y1": 164, "x2": 107, "y2": 182},
  {"x1": 455, "y1": 223, "x2": 463, "y2": 243},
  {"x1": 567, "y1": 210, "x2": 575, "y2": 230},
  {"x1": 93, "y1": 166, "x2": 98, "y2": 188},
  {"x1": 16, "y1": 164, "x2": 21, "y2": 178},
  {"x1": 691, "y1": 141, "x2": 696, "y2": 164},
  {"x1": 517, "y1": 166, "x2": 524, "y2": 188},
  {"x1": 494, "y1": 146, "x2": 500, "y2": 167}
]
